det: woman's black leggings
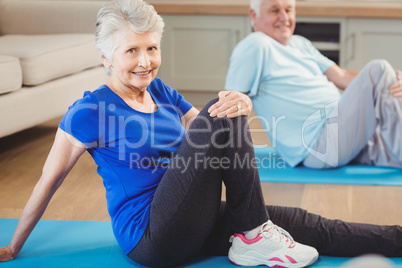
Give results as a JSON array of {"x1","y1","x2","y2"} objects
[{"x1": 128, "y1": 99, "x2": 402, "y2": 267}]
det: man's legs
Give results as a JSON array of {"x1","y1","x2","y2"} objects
[{"x1": 304, "y1": 60, "x2": 402, "y2": 168}]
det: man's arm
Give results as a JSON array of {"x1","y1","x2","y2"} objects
[
  {"x1": 389, "y1": 70, "x2": 402, "y2": 98},
  {"x1": 326, "y1": 64, "x2": 402, "y2": 98},
  {"x1": 324, "y1": 64, "x2": 359, "y2": 90}
]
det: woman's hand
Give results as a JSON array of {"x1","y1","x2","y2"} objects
[
  {"x1": 389, "y1": 70, "x2": 402, "y2": 98},
  {"x1": 0, "y1": 129, "x2": 86, "y2": 262},
  {"x1": 208, "y1": 91, "x2": 252, "y2": 118},
  {"x1": 0, "y1": 245, "x2": 18, "y2": 262}
]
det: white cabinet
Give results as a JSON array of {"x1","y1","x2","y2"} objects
[
  {"x1": 157, "y1": 14, "x2": 402, "y2": 98},
  {"x1": 158, "y1": 15, "x2": 251, "y2": 92},
  {"x1": 295, "y1": 17, "x2": 347, "y2": 67},
  {"x1": 344, "y1": 18, "x2": 402, "y2": 70},
  {"x1": 294, "y1": 17, "x2": 402, "y2": 70}
]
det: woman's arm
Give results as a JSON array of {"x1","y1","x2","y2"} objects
[
  {"x1": 180, "y1": 107, "x2": 200, "y2": 131},
  {"x1": 180, "y1": 91, "x2": 252, "y2": 130},
  {"x1": 208, "y1": 91, "x2": 253, "y2": 118},
  {"x1": 0, "y1": 128, "x2": 87, "y2": 261}
]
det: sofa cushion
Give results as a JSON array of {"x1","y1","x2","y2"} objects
[
  {"x1": 0, "y1": 34, "x2": 102, "y2": 86},
  {"x1": 0, "y1": 55, "x2": 22, "y2": 94},
  {"x1": 0, "y1": 0, "x2": 106, "y2": 35}
]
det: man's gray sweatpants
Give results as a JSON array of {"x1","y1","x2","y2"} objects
[{"x1": 303, "y1": 60, "x2": 402, "y2": 169}]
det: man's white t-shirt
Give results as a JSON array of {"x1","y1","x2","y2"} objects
[{"x1": 226, "y1": 32, "x2": 341, "y2": 167}]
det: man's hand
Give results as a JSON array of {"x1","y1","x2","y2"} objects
[
  {"x1": 390, "y1": 70, "x2": 402, "y2": 98},
  {"x1": 0, "y1": 245, "x2": 18, "y2": 262},
  {"x1": 208, "y1": 91, "x2": 252, "y2": 118}
]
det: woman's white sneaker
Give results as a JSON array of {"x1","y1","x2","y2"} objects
[{"x1": 228, "y1": 220, "x2": 318, "y2": 267}]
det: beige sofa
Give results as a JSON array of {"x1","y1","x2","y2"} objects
[{"x1": 0, "y1": 0, "x2": 108, "y2": 138}]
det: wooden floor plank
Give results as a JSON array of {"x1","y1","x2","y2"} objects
[{"x1": 1, "y1": 116, "x2": 401, "y2": 227}]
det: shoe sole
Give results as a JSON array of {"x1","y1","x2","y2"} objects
[{"x1": 228, "y1": 247, "x2": 319, "y2": 268}]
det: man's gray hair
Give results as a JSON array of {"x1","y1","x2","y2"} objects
[
  {"x1": 250, "y1": 0, "x2": 296, "y2": 18},
  {"x1": 250, "y1": 0, "x2": 262, "y2": 17},
  {"x1": 95, "y1": 0, "x2": 164, "y2": 73}
]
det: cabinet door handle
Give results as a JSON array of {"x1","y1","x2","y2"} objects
[
  {"x1": 346, "y1": 33, "x2": 356, "y2": 64},
  {"x1": 231, "y1": 29, "x2": 241, "y2": 47}
]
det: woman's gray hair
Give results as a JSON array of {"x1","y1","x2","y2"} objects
[{"x1": 95, "y1": 0, "x2": 164, "y2": 74}]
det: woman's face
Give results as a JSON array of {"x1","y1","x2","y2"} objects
[{"x1": 108, "y1": 29, "x2": 161, "y2": 93}]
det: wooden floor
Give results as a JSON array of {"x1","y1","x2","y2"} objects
[{"x1": 1, "y1": 114, "x2": 401, "y2": 226}]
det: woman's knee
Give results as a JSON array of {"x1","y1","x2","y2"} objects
[
  {"x1": 199, "y1": 98, "x2": 219, "y2": 115},
  {"x1": 195, "y1": 98, "x2": 248, "y2": 129}
]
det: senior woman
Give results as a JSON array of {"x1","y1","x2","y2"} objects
[{"x1": 1, "y1": 0, "x2": 402, "y2": 267}]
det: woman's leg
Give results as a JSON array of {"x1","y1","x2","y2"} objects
[
  {"x1": 128, "y1": 99, "x2": 268, "y2": 267},
  {"x1": 200, "y1": 204, "x2": 402, "y2": 258},
  {"x1": 267, "y1": 205, "x2": 402, "y2": 257},
  {"x1": 304, "y1": 60, "x2": 402, "y2": 168}
]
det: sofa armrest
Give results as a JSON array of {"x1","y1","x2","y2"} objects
[{"x1": 0, "y1": 0, "x2": 107, "y2": 35}]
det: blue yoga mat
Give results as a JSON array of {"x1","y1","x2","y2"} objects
[
  {"x1": 254, "y1": 147, "x2": 402, "y2": 186},
  {"x1": 0, "y1": 219, "x2": 401, "y2": 267}
]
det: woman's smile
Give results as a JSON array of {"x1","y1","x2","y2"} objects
[
  {"x1": 106, "y1": 29, "x2": 162, "y2": 94},
  {"x1": 132, "y1": 70, "x2": 152, "y2": 76}
]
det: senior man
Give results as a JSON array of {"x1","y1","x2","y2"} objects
[{"x1": 218, "y1": 0, "x2": 402, "y2": 169}]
